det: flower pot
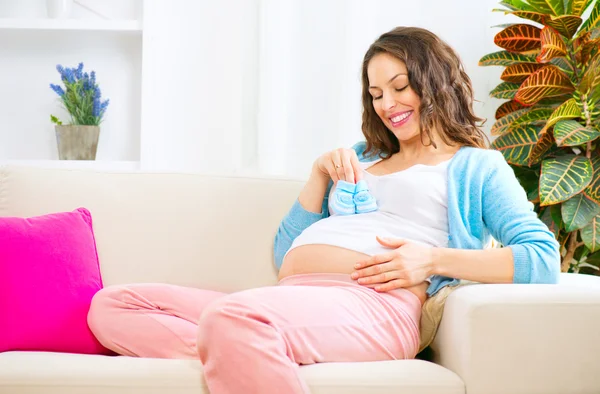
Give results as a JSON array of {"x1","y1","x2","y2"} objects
[{"x1": 55, "y1": 125, "x2": 100, "y2": 160}]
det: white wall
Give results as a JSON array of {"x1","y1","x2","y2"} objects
[
  {"x1": 139, "y1": 0, "x2": 259, "y2": 173},
  {"x1": 0, "y1": 0, "x2": 142, "y2": 161},
  {"x1": 139, "y1": 0, "x2": 511, "y2": 177},
  {"x1": 255, "y1": 0, "x2": 509, "y2": 177},
  {"x1": 1, "y1": 0, "x2": 525, "y2": 176}
]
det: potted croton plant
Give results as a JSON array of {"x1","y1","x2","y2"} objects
[
  {"x1": 481, "y1": 0, "x2": 599, "y2": 273},
  {"x1": 49, "y1": 62, "x2": 109, "y2": 160}
]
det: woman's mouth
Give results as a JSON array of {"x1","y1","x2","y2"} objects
[{"x1": 388, "y1": 111, "x2": 413, "y2": 128}]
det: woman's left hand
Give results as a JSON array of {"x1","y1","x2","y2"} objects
[{"x1": 351, "y1": 236, "x2": 435, "y2": 292}]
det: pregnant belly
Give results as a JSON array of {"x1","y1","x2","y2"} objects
[{"x1": 279, "y1": 244, "x2": 428, "y2": 305}]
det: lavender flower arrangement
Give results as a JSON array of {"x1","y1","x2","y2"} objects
[{"x1": 49, "y1": 62, "x2": 109, "y2": 126}]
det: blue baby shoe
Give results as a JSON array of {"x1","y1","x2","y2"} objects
[
  {"x1": 329, "y1": 180, "x2": 357, "y2": 215},
  {"x1": 354, "y1": 180, "x2": 378, "y2": 214}
]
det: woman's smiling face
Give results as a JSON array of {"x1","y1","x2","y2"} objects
[{"x1": 367, "y1": 53, "x2": 422, "y2": 143}]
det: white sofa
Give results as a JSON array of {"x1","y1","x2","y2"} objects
[{"x1": 1, "y1": 164, "x2": 600, "y2": 394}]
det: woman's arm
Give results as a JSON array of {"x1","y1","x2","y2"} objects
[
  {"x1": 298, "y1": 173, "x2": 331, "y2": 214},
  {"x1": 273, "y1": 144, "x2": 366, "y2": 270},
  {"x1": 432, "y1": 151, "x2": 561, "y2": 284},
  {"x1": 430, "y1": 247, "x2": 513, "y2": 283},
  {"x1": 273, "y1": 174, "x2": 330, "y2": 269}
]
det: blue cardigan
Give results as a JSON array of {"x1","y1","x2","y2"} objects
[{"x1": 274, "y1": 141, "x2": 561, "y2": 296}]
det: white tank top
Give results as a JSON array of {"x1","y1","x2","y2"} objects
[{"x1": 285, "y1": 157, "x2": 450, "y2": 258}]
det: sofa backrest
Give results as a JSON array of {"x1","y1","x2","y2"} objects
[{"x1": 0, "y1": 165, "x2": 305, "y2": 292}]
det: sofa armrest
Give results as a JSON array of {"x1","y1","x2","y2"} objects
[{"x1": 430, "y1": 274, "x2": 600, "y2": 394}]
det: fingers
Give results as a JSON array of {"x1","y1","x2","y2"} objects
[
  {"x1": 355, "y1": 264, "x2": 400, "y2": 284},
  {"x1": 322, "y1": 148, "x2": 363, "y2": 184},
  {"x1": 349, "y1": 150, "x2": 363, "y2": 182},
  {"x1": 376, "y1": 236, "x2": 407, "y2": 248},
  {"x1": 373, "y1": 279, "x2": 410, "y2": 292},
  {"x1": 340, "y1": 150, "x2": 355, "y2": 184},
  {"x1": 330, "y1": 149, "x2": 343, "y2": 183},
  {"x1": 323, "y1": 150, "x2": 339, "y2": 184},
  {"x1": 354, "y1": 252, "x2": 395, "y2": 270},
  {"x1": 351, "y1": 261, "x2": 407, "y2": 288}
]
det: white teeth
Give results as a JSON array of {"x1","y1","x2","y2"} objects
[{"x1": 391, "y1": 112, "x2": 411, "y2": 123}]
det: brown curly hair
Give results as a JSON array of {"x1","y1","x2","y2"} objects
[{"x1": 361, "y1": 26, "x2": 488, "y2": 158}]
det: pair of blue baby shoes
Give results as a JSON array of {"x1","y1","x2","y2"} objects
[{"x1": 330, "y1": 180, "x2": 378, "y2": 215}]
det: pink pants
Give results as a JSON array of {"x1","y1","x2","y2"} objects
[{"x1": 87, "y1": 273, "x2": 421, "y2": 394}]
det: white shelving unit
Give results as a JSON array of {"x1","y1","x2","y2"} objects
[
  {"x1": 1, "y1": 159, "x2": 140, "y2": 171},
  {"x1": 0, "y1": 18, "x2": 142, "y2": 32},
  {"x1": 0, "y1": 0, "x2": 143, "y2": 170}
]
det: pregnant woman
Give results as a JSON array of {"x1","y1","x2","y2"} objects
[{"x1": 87, "y1": 26, "x2": 560, "y2": 394}]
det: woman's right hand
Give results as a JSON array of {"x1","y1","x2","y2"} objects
[{"x1": 312, "y1": 148, "x2": 363, "y2": 184}]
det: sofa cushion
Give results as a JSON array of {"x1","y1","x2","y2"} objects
[
  {"x1": 0, "y1": 165, "x2": 297, "y2": 291},
  {"x1": 0, "y1": 351, "x2": 465, "y2": 394},
  {"x1": 0, "y1": 208, "x2": 110, "y2": 355}
]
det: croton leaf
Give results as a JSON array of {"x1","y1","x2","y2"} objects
[
  {"x1": 584, "y1": 156, "x2": 600, "y2": 205},
  {"x1": 553, "y1": 120, "x2": 600, "y2": 146},
  {"x1": 588, "y1": 85, "x2": 600, "y2": 108},
  {"x1": 496, "y1": 100, "x2": 527, "y2": 119},
  {"x1": 541, "y1": 98, "x2": 582, "y2": 133},
  {"x1": 515, "y1": 65, "x2": 574, "y2": 105},
  {"x1": 491, "y1": 108, "x2": 530, "y2": 135},
  {"x1": 584, "y1": 249, "x2": 600, "y2": 268},
  {"x1": 541, "y1": 205, "x2": 561, "y2": 236},
  {"x1": 580, "y1": 53, "x2": 600, "y2": 95},
  {"x1": 580, "y1": 0, "x2": 600, "y2": 32},
  {"x1": 570, "y1": 0, "x2": 592, "y2": 16},
  {"x1": 501, "y1": 0, "x2": 538, "y2": 12},
  {"x1": 544, "y1": 15, "x2": 583, "y2": 38},
  {"x1": 581, "y1": 38, "x2": 600, "y2": 65},
  {"x1": 493, "y1": 22, "x2": 525, "y2": 29},
  {"x1": 491, "y1": 124, "x2": 540, "y2": 165},
  {"x1": 526, "y1": 0, "x2": 564, "y2": 16},
  {"x1": 479, "y1": 50, "x2": 538, "y2": 66},
  {"x1": 537, "y1": 26, "x2": 567, "y2": 62},
  {"x1": 582, "y1": 215, "x2": 600, "y2": 252},
  {"x1": 529, "y1": 129, "x2": 555, "y2": 165},
  {"x1": 530, "y1": 183, "x2": 541, "y2": 202},
  {"x1": 520, "y1": 48, "x2": 543, "y2": 57},
  {"x1": 511, "y1": 108, "x2": 555, "y2": 127},
  {"x1": 494, "y1": 24, "x2": 542, "y2": 52},
  {"x1": 511, "y1": 10, "x2": 548, "y2": 24},
  {"x1": 562, "y1": 193, "x2": 600, "y2": 232},
  {"x1": 491, "y1": 82, "x2": 521, "y2": 99},
  {"x1": 539, "y1": 155, "x2": 593, "y2": 206},
  {"x1": 575, "y1": 29, "x2": 591, "y2": 43},
  {"x1": 573, "y1": 30, "x2": 600, "y2": 65},
  {"x1": 574, "y1": 32, "x2": 588, "y2": 58},
  {"x1": 501, "y1": 63, "x2": 545, "y2": 83},
  {"x1": 512, "y1": 164, "x2": 541, "y2": 202},
  {"x1": 550, "y1": 203, "x2": 565, "y2": 229},
  {"x1": 538, "y1": 94, "x2": 574, "y2": 105},
  {"x1": 497, "y1": 2, "x2": 518, "y2": 11},
  {"x1": 548, "y1": 56, "x2": 575, "y2": 79}
]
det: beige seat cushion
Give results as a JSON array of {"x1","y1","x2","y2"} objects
[
  {"x1": 0, "y1": 351, "x2": 464, "y2": 394},
  {"x1": 419, "y1": 282, "x2": 478, "y2": 353}
]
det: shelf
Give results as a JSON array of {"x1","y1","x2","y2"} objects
[
  {"x1": 0, "y1": 18, "x2": 142, "y2": 32},
  {"x1": 1, "y1": 160, "x2": 140, "y2": 171}
]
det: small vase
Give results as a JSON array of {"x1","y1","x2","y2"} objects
[
  {"x1": 46, "y1": 0, "x2": 73, "y2": 19},
  {"x1": 55, "y1": 125, "x2": 100, "y2": 160}
]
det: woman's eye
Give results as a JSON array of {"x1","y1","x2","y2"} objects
[{"x1": 373, "y1": 85, "x2": 408, "y2": 100}]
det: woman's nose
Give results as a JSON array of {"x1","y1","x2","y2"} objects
[{"x1": 382, "y1": 94, "x2": 396, "y2": 111}]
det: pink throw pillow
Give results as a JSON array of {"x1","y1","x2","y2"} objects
[{"x1": 0, "y1": 208, "x2": 111, "y2": 354}]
